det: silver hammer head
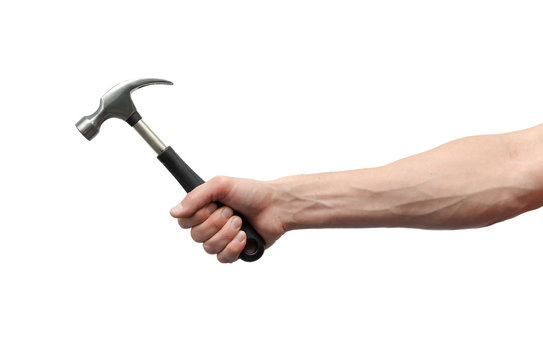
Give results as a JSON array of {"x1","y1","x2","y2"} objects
[{"x1": 76, "y1": 78, "x2": 173, "y2": 140}]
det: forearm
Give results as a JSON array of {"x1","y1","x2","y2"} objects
[{"x1": 273, "y1": 127, "x2": 543, "y2": 231}]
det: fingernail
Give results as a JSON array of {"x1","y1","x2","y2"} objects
[
  {"x1": 231, "y1": 216, "x2": 242, "y2": 230},
  {"x1": 170, "y1": 203, "x2": 183, "y2": 215},
  {"x1": 234, "y1": 231, "x2": 246, "y2": 243},
  {"x1": 221, "y1": 207, "x2": 233, "y2": 219}
]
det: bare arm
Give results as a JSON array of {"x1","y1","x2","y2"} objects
[
  {"x1": 275, "y1": 124, "x2": 543, "y2": 230},
  {"x1": 170, "y1": 124, "x2": 543, "y2": 262}
]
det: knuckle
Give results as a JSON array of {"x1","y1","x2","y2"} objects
[
  {"x1": 211, "y1": 175, "x2": 228, "y2": 185},
  {"x1": 210, "y1": 176, "x2": 231, "y2": 195},
  {"x1": 217, "y1": 253, "x2": 233, "y2": 264},
  {"x1": 178, "y1": 218, "x2": 190, "y2": 229},
  {"x1": 183, "y1": 191, "x2": 196, "y2": 205},
  {"x1": 203, "y1": 241, "x2": 218, "y2": 254},
  {"x1": 190, "y1": 228, "x2": 205, "y2": 243}
]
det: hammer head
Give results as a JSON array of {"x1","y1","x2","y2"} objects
[{"x1": 76, "y1": 78, "x2": 173, "y2": 140}]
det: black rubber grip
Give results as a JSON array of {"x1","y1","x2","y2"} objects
[{"x1": 157, "y1": 146, "x2": 265, "y2": 262}]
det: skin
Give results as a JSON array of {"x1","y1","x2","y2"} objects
[{"x1": 170, "y1": 124, "x2": 543, "y2": 263}]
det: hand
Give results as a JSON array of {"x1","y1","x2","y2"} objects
[{"x1": 170, "y1": 176, "x2": 287, "y2": 263}]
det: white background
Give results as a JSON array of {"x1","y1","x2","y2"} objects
[{"x1": 1, "y1": 1, "x2": 542, "y2": 359}]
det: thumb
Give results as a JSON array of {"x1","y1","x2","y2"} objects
[{"x1": 170, "y1": 176, "x2": 233, "y2": 217}]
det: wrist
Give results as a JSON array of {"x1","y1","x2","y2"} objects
[{"x1": 268, "y1": 175, "x2": 305, "y2": 231}]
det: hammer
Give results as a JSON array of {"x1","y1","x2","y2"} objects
[{"x1": 75, "y1": 78, "x2": 265, "y2": 262}]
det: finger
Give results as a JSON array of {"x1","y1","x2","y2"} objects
[
  {"x1": 202, "y1": 216, "x2": 242, "y2": 254},
  {"x1": 191, "y1": 206, "x2": 234, "y2": 243},
  {"x1": 170, "y1": 202, "x2": 187, "y2": 217},
  {"x1": 216, "y1": 231, "x2": 246, "y2": 263},
  {"x1": 177, "y1": 203, "x2": 217, "y2": 228},
  {"x1": 175, "y1": 176, "x2": 232, "y2": 217}
]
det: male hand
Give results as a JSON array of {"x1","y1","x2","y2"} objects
[{"x1": 170, "y1": 176, "x2": 287, "y2": 263}]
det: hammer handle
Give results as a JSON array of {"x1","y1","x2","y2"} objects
[{"x1": 157, "y1": 146, "x2": 265, "y2": 262}]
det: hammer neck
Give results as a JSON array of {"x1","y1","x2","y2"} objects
[
  {"x1": 133, "y1": 120, "x2": 167, "y2": 154},
  {"x1": 126, "y1": 111, "x2": 143, "y2": 127}
]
